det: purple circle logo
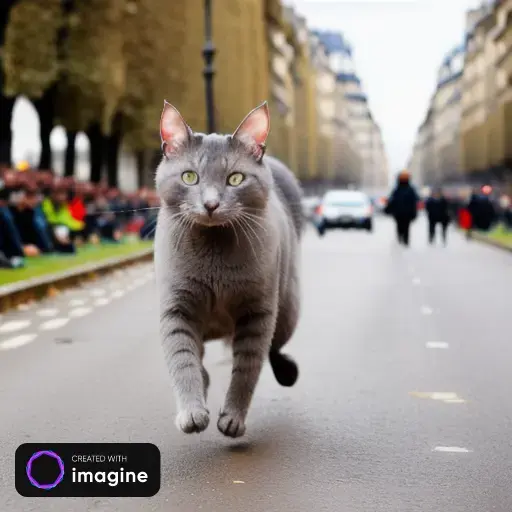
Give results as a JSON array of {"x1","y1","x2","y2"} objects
[{"x1": 26, "y1": 451, "x2": 65, "y2": 490}]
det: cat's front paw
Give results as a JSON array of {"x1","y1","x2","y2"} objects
[
  {"x1": 217, "y1": 410, "x2": 246, "y2": 438},
  {"x1": 175, "y1": 406, "x2": 210, "y2": 434}
]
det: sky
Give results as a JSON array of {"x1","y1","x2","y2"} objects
[
  {"x1": 287, "y1": 0, "x2": 483, "y2": 174},
  {"x1": 11, "y1": 0, "x2": 482, "y2": 177}
]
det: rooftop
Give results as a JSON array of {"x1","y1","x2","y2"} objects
[{"x1": 311, "y1": 30, "x2": 352, "y2": 56}]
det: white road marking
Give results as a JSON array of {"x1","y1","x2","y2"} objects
[
  {"x1": 430, "y1": 392, "x2": 458, "y2": 401},
  {"x1": 69, "y1": 307, "x2": 92, "y2": 318},
  {"x1": 0, "y1": 333, "x2": 38, "y2": 350},
  {"x1": 37, "y1": 308, "x2": 59, "y2": 317},
  {"x1": 0, "y1": 320, "x2": 31, "y2": 334},
  {"x1": 69, "y1": 299, "x2": 86, "y2": 307},
  {"x1": 111, "y1": 290, "x2": 125, "y2": 298},
  {"x1": 421, "y1": 306, "x2": 433, "y2": 315},
  {"x1": 134, "y1": 278, "x2": 145, "y2": 286},
  {"x1": 94, "y1": 298, "x2": 111, "y2": 306},
  {"x1": 90, "y1": 289, "x2": 106, "y2": 297},
  {"x1": 412, "y1": 277, "x2": 421, "y2": 285},
  {"x1": 409, "y1": 391, "x2": 465, "y2": 403},
  {"x1": 433, "y1": 446, "x2": 472, "y2": 453},
  {"x1": 426, "y1": 341, "x2": 449, "y2": 349},
  {"x1": 40, "y1": 318, "x2": 70, "y2": 331}
]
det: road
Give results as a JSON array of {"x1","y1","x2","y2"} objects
[{"x1": 1, "y1": 215, "x2": 511, "y2": 511}]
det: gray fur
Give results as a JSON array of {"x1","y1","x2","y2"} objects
[{"x1": 154, "y1": 116, "x2": 303, "y2": 438}]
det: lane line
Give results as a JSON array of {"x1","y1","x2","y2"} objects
[
  {"x1": 421, "y1": 306, "x2": 433, "y2": 315},
  {"x1": 69, "y1": 307, "x2": 92, "y2": 318},
  {"x1": 0, "y1": 333, "x2": 38, "y2": 350},
  {"x1": 94, "y1": 298, "x2": 111, "y2": 306},
  {"x1": 90, "y1": 289, "x2": 107, "y2": 297},
  {"x1": 433, "y1": 447, "x2": 472, "y2": 453},
  {"x1": 111, "y1": 290, "x2": 125, "y2": 299},
  {"x1": 0, "y1": 320, "x2": 31, "y2": 334},
  {"x1": 40, "y1": 318, "x2": 70, "y2": 331},
  {"x1": 69, "y1": 299, "x2": 86, "y2": 307},
  {"x1": 412, "y1": 277, "x2": 421, "y2": 285},
  {"x1": 409, "y1": 391, "x2": 466, "y2": 403},
  {"x1": 426, "y1": 342, "x2": 449, "y2": 349},
  {"x1": 37, "y1": 309, "x2": 59, "y2": 317}
]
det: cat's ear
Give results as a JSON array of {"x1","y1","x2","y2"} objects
[
  {"x1": 160, "y1": 101, "x2": 192, "y2": 158},
  {"x1": 232, "y1": 102, "x2": 270, "y2": 162}
]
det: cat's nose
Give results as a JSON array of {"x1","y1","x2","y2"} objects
[{"x1": 204, "y1": 200, "x2": 220, "y2": 215}]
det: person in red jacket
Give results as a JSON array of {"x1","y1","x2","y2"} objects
[{"x1": 67, "y1": 183, "x2": 88, "y2": 242}]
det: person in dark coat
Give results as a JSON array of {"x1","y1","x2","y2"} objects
[
  {"x1": 425, "y1": 187, "x2": 450, "y2": 245},
  {"x1": 385, "y1": 170, "x2": 419, "y2": 246},
  {"x1": 467, "y1": 186, "x2": 496, "y2": 235}
]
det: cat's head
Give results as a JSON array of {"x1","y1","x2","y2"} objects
[{"x1": 155, "y1": 101, "x2": 272, "y2": 227}]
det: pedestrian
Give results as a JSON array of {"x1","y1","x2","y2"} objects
[
  {"x1": 385, "y1": 170, "x2": 419, "y2": 246},
  {"x1": 425, "y1": 187, "x2": 450, "y2": 245},
  {"x1": 466, "y1": 186, "x2": 496, "y2": 237}
]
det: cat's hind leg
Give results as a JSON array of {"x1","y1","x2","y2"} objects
[{"x1": 269, "y1": 294, "x2": 299, "y2": 387}]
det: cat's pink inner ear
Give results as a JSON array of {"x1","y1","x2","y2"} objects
[
  {"x1": 233, "y1": 102, "x2": 270, "y2": 147},
  {"x1": 160, "y1": 101, "x2": 190, "y2": 155}
]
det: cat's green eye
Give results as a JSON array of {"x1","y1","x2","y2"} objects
[
  {"x1": 182, "y1": 171, "x2": 198, "y2": 185},
  {"x1": 227, "y1": 172, "x2": 245, "y2": 187}
]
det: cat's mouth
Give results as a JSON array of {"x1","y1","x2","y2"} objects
[{"x1": 192, "y1": 213, "x2": 229, "y2": 228}]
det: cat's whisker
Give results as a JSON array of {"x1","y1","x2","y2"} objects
[
  {"x1": 229, "y1": 219, "x2": 240, "y2": 247},
  {"x1": 235, "y1": 216, "x2": 260, "y2": 260},
  {"x1": 239, "y1": 211, "x2": 268, "y2": 234},
  {"x1": 233, "y1": 217, "x2": 258, "y2": 260},
  {"x1": 238, "y1": 213, "x2": 265, "y2": 246},
  {"x1": 87, "y1": 206, "x2": 161, "y2": 218},
  {"x1": 173, "y1": 213, "x2": 190, "y2": 250}
]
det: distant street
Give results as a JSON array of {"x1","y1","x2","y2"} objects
[{"x1": 1, "y1": 215, "x2": 511, "y2": 512}]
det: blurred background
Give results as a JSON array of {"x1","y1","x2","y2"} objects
[{"x1": 1, "y1": 0, "x2": 510, "y2": 196}]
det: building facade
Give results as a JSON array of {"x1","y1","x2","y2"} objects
[{"x1": 409, "y1": 0, "x2": 511, "y2": 192}]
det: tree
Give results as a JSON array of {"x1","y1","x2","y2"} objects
[{"x1": 1, "y1": 0, "x2": 61, "y2": 169}]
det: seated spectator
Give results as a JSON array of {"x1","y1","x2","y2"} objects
[
  {"x1": 0, "y1": 172, "x2": 25, "y2": 268},
  {"x1": 42, "y1": 187, "x2": 83, "y2": 253},
  {"x1": 9, "y1": 187, "x2": 53, "y2": 255},
  {"x1": 94, "y1": 196, "x2": 123, "y2": 243},
  {"x1": 139, "y1": 193, "x2": 160, "y2": 240}
]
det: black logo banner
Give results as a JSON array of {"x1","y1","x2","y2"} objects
[{"x1": 15, "y1": 443, "x2": 160, "y2": 497}]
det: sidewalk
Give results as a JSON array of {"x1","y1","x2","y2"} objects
[
  {"x1": 470, "y1": 225, "x2": 512, "y2": 252},
  {"x1": 0, "y1": 239, "x2": 154, "y2": 312}
]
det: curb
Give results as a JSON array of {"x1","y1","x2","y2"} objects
[
  {"x1": 470, "y1": 232, "x2": 512, "y2": 253},
  {"x1": 0, "y1": 247, "x2": 154, "y2": 313}
]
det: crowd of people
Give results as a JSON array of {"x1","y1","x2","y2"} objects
[
  {"x1": 0, "y1": 168, "x2": 160, "y2": 269},
  {"x1": 385, "y1": 171, "x2": 512, "y2": 247}
]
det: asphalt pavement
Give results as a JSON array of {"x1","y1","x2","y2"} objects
[{"x1": 1, "y1": 215, "x2": 511, "y2": 511}]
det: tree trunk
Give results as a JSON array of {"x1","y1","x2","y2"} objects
[
  {"x1": 33, "y1": 85, "x2": 56, "y2": 171},
  {"x1": 87, "y1": 123, "x2": 104, "y2": 183},
  {"x1": 64, "y1": 130, "x2": 77, "y2": 177},
  {"x1": 0, "y1": 94, "x2": 16, "y2": 168},
  {"x1": 105, "y1": 129, "x2": 121, "y2": 188},
  {"x1": 135, "y1": 150, "x2": 146, "y2": 188}
]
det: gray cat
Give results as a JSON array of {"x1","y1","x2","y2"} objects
[{"x1": 154, "y1": 101, "x2": 303, "y2": 438}]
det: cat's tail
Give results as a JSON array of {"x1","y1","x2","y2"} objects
[{"x1": 269, "y1": 350, "x2": 299, "y2": 387}]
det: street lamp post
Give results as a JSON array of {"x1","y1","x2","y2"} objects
[{"x1": 202, "y1": 0, "x2": 216, "y2": 134}]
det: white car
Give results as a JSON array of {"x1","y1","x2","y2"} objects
[{"x1": 314, "y1": 190, "x2": 373, "y2": 235}]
